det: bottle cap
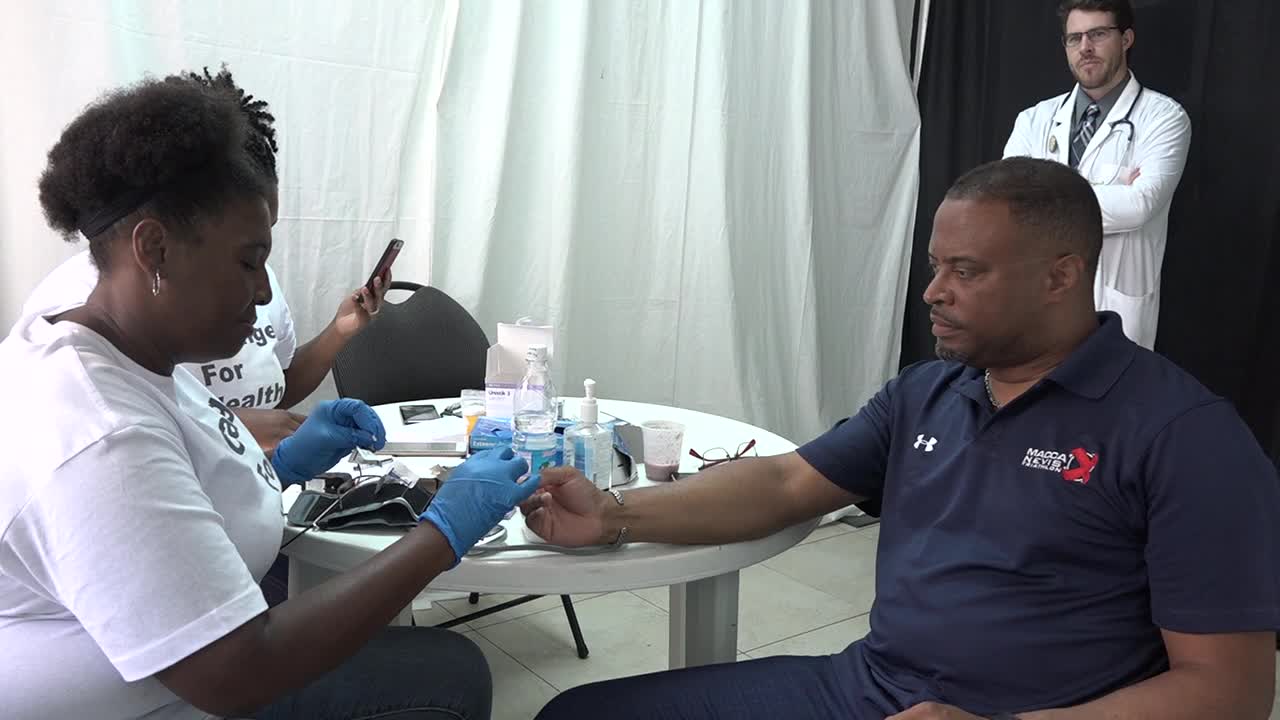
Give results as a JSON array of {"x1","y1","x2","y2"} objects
[{"x1": 580, "y1": 378, "x2": 598, "y2": 424}]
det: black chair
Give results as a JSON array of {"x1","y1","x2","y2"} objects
[
  {"x1": 333, "y1": 281, "x2": 590, "y2": 659},
  {"x1": 333, "y1": 282, "x2": 489, "y2": 407}
]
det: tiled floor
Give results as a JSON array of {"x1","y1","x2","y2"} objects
[
  {"x1": 413, "y1": 522, "x2": 1280, "y2": 720},
  {"x1": 413, "y1": 521, "x2": 878, "y2": 720}
]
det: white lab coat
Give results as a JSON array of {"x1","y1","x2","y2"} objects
[{"x1": 1003, "y1": 73, "x2": 1191, "y2": 349}]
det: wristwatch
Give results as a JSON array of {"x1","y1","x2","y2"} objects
[{"x1": 605, "y1": 488, "x2": 629, "y2": 546}]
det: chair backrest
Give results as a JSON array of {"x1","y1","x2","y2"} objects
[{"x1": 332, "y1": 282, "x2": 490, "y2": 407}]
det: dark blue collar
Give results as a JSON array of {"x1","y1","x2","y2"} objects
[
  {"x1": 1045, "y1": 312, "x2": 1136, "y2": 399},
  {"x1": 948, "y1": 312, "x2": 1136, "y2": 405}
]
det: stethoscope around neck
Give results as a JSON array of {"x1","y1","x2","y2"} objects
[{"x1": 1048, "y1": 84, "x2": 1143, "y2": 184}]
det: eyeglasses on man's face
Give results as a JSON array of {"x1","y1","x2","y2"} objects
[{"x1": 1063, "y1": 26, "x2": 1119, "y2": 48}]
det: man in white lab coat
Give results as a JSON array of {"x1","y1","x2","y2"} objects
[{"x1": 1004, "y1": 0, "x2": 1191, "y2": 349}]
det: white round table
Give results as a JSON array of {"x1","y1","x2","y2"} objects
[{"x1": 280, "y1": 398, "x2": 815, "y2": 668}]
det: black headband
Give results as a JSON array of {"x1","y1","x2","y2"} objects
[{"x1": 76, "y1": 187, "x2": 154, "y2": 239}]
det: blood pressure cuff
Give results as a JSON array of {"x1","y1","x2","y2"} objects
[{"x1": 286, "y1": 481, "x2": 435, "y2": 531}]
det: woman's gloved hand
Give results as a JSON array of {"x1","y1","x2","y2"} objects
[
  {"x1": 420, "y1": 447, "x2": 539, "y2": 564},
  {"x1": 271, "y1": 399, "x2": 386, "y2": 485}
]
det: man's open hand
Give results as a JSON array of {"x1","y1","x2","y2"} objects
[{"x1": 519, "y1": 467, "x2": 612, "y2": 546}]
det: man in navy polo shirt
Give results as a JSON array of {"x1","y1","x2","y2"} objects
[{"x1": 526, "y1": 157, "x2": 1280, "y2": 720}]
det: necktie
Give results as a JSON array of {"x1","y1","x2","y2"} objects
[{"x1": 1070, "y1": 103, "x2": 1100, "y2": 169}]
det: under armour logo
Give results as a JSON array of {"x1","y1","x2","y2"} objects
[{"x1": 914, "y1": 435, "x2": 938, "y2": 452}]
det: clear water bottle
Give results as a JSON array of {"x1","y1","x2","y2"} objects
[{"x1": 512, "y1": 344, "x2": 558, "y2": 482}]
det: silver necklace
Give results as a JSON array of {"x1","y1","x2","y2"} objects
[{"x1": 984, "y1": 369, "x2": 1001, "y2": 409}]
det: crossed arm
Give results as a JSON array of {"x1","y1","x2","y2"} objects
[{"x1": 1091, "y1": 106, "x2": 1191, "y2": 235}]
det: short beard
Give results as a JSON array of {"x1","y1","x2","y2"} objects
[
  {"x1": 937, "y1": 332, "x2": 1043, "y2": 370},
  {"x1": 935, "y1": 341, "x2": 970, "y2": 365},
  {"x1": 1077, "y1": 55, "x2": 1123, "y2": 90}
]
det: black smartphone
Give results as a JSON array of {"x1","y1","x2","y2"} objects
[
  {"x1": 399, "y1": 404, "x2": 440, "y2": 424},
  {"x1": 364, "y1": 238, "x2": 404, "y2": 294}
]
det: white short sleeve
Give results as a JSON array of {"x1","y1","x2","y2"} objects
[
  {"x1": 265, "y1": 264, "x2": 297, "y2": 370},
  {"x1": 3, "y1": 424, "x2": 269, "y2": 682},
  {"x1": 20, "y1": 249, "x2": 98, "y2": 317}
]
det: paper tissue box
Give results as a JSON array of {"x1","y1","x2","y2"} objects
[{"x1": 483, "y1": 320, "x2": 555, "y2": 420}]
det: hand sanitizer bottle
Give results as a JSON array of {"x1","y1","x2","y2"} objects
[{"x1": 563, "y1": 379, "x2": 615, "y2": 490}]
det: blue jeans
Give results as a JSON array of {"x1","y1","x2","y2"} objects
[
  {"x1": 251, "y1": 626, "x2": 492, "y2": 720},
  {"x1": 535, "y1": 643, "x2": 903, "y2": 720}
]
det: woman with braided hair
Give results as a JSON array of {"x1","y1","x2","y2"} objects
[{"x1": 22, "y1": 66, "x2": 389, "y2": 457}]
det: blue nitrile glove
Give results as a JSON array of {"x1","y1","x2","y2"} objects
[
  {"x1": 271, "y1": 399, "x2": 387, "y2": 486},
  {"x1": 420, "y1": 447, "x2": 538, "y2": 564}
]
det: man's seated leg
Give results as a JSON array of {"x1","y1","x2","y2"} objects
[{"x1": 535, "y1": 651, "x2": 885, "y2": 720}]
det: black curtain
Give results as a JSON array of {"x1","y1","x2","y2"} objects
[{"x1": 902, "y1": 0, "x2": 1280, "y2": 464}]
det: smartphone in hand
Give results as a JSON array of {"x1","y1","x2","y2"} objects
[{"x1": 363, "y1": 238, "x2": 404, "y2": 295}]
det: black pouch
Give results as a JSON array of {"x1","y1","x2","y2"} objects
[{"x1": 286, "y1": 480, "x2": 435, "y2": 531}]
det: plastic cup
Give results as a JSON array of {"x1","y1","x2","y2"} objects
[
  {"x1": 461, "y1": 389, "x2": 486, "y2": 435},
  {"x1": 641, "y1": 420, "x2": 685, "y2": 482}
]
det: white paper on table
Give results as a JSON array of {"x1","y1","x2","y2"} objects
[
  {"x1": 388, "y1": 416, "x2": 468, "y2": 443},
  {"x1": 281, "y1": 484, "x2": 303, "y2": 514}
]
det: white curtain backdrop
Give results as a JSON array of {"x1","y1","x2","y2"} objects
[
  {"x1": 0, "y1": 0, "x2": 443, "y2": 396},
  {"x1": 0, "y1": 0, "x2": 920, "y2": 450}
]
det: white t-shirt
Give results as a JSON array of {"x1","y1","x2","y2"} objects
[
  {"x1": 0, "y1": 313, "x2": 285, "y2": 719},
  {"x1": 22, "y1": 250, "x2": 298, "y2": 408}
]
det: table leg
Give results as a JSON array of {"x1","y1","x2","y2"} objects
[
  {"x1": 288, "y1": 556, "x2": 413, "y2": 626},
  {"x1": 287, "y1": 556, "x2": 337, "y2": 597},
  {"x1": 668, "y1": 570, "x2": 739, "y2": 669}
]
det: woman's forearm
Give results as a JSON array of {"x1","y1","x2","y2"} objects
[
  {"x1": 279, "y1": 320, "x2": 350, "y2": 408},
  {"x1": 157, "y1": 522, "x2": 455, "y2": 717}
]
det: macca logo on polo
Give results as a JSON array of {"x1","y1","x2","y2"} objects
[{"x1": 1022, "y1": 446, "x2": 1100, "y2": 484}]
